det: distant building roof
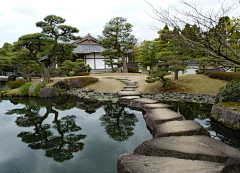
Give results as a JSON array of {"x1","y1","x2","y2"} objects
[{"x1": 73, "y1": 43, "x2": 105, "y2": 54}]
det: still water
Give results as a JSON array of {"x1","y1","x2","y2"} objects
[{"x1": 0, "y1": 97, "x2": 239, "y2": 173}]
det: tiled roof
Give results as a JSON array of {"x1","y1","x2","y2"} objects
[{"x1": 73, "y1": 43, "x2": 105, "y2": 54}]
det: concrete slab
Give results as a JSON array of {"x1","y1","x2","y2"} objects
[
  {"x1": 116, "y1": 91, "x2": 142, "y2": 97},
  {"x1": 143, "y1": 108, "x2": 184, "y2": 131},
  {"x1": 119, "y1": 96, "x2": 141, "y2": 105},
  {"x1": 134, "y1": 136, "x2": 240, "y2": 165},
  {"x1": 118, "y1": 153, "x2": 225, "y2": 173},
  {"x1": 129, "y1": 98, "x2": 159, "y2": 110},
  {"x1": 152, "y1": 120, "x2": 210, "y2": 137},
  {"x1": 142, "y1": 103, "x2": 171, "y2": 111}
]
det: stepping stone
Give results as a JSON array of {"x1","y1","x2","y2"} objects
[
  {"x1": 134, "y1": 136, "x2": 240, "y2": 165},
  {"x1": 124, "y1": 86, "x2": 138, "y2": 88},
  {"x1": 143, "y1": 108, "x2": 184, "y2": 131},
  {"x1": 119, "y1": 96, "x2": 141, "y2": 105},
  {"x1": 129, "y1": 98, "x2": 159, "y2": 110},
  {"x1": 142, "y1": 103, "x2": 171, "y2": 111},
  {"x1": 152, "y1": 120, "x2": 210, "y2": 138},
  {"x1": 127, "y1": 82, "x2": 137, "y2": 86},
  {"x1": 121, "y1": 88, "x2": 135, "y2": 91},
  {"x1": 120, "y1": 80, "x2": 130, "y2": 84},
  {"x1": 118, "y1": 153, "x2": 225, "y2": 173},
  {"x1": 116, "y1": 91, "x2": 142, "y2": 97},
  {"x1": 116, "y1": 77, "x2": 128, "y2": 80}
]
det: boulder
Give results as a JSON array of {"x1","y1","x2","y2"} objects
[
  {"x1": 84, "y1": 97, "x2": 97, "y2": 104},
  {"x1": 30, "y1": 71, "x2": 41, "y2": 77},
  {"x1": 134, "y1": 136, "x2": 240, "y2": 166},
  {"x1": 28, "y1": 84, "x2": 39, "y2": 96},
  {"x1": 14, "y1": 72, "x2": 22, "y2": 77},
  {"x1": 54, "y1": 71, "x2": 68, "y2": 77},
  {"x1": 117, "y1": 153, "x2": 225, "y2": 173},
  {"x1": 38, "y1": 87, "x2": 59, "y2": 98},
  {"x1": 53, "y1": 81, "x2": 69, "y2": 90},
  {"x1": 69, "y1": 79, "x2": 83, "y2": 88},
  {"x1": 8, "y1": 74, "x2": 17, "y2": 81}
]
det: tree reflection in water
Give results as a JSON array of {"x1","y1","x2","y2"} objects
[
  {"x1": 99, "y1": 101, "x2": 138, "y2": 142},
  {"x1": 5, "y1": 96, "x2": 86, "y2": 162}
]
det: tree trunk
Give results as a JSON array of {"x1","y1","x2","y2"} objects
[
  {"x1": 174, "y1": 71, "x2": 179, "y2": 80},
  {"x1": 120, "y1": 52, "x2": 128, "y2": 73},
  {"x1": 42, "y1": 67, "x2": 52, "y2": 83}
]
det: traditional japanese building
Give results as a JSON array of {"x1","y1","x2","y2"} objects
[{"x1": 72, "y1": 33, "x2": 119, "y2": 73}]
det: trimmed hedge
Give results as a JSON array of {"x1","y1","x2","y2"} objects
[
  {"x1": 73, "y1": 72, "x2": 90, "y2": 76},
  {"x1": 196, "y1": 70, "x2": 207, "y2": 74},
  {"x1": 8, "y1": 80, "x2": 25, "y2": 89},
  {"x1": 64, "y1": 77, "x2": 99, "y2": 86},
  {"x1": 209, "y1": 72, "x2": 240, "y2": 81},
  {"x1": 128, "y1": 67, "x2": 138, "y2": 73},
  {"x1": 218, "y1": 80, "x2": 240, "y2": 102}
]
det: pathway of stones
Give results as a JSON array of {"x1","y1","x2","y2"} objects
[{"x1": 115, "y1": 77, "x2": 240, "y2": 173}]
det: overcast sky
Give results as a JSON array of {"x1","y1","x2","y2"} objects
[{"x1": 0, "y1": 0, "x2": 239, "y2": 47}]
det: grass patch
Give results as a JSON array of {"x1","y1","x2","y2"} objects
[
  {"x1": 32, "y1": 82, "x2": 46, "y2": 96},
  {"x1": 19, "y1": 83, "x2": 33, "y2": 96}
]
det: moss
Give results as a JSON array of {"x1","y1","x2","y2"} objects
[{"x1": 217, "y1": 102, "x2": 240, "y2": 110}]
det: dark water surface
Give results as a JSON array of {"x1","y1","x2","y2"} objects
[{"x1": 0, "y1": 97, "x2": 239, "y2": 173}]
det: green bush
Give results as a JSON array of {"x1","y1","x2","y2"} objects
[
  {"x1": 209, "y1": 72, "x2": 240, "y2": 81},
  {"x1": 19, "y1": 83, "x2": 33, "y2": 96},
  {"x1": 196, "y1": 70, "x2": 207, "y2": 74},
  {"x1": 218, "y1": 80, "x2": 240, "y2": 102},
  {"x1": 64, "y1": 77, "x2": 98, "y2": 86},
  {"x1": 32, "y1": 82, "x2": 47, "y2": 96},
  {"x1": 72, "y1": 72, "x2": 90, "y2": 76},
  {"x1": 128, "y1": 67, "x2": 138, "y2": 73},
  {"x1": 8, "y1": 80, "x2": 25, "y2": 89}
]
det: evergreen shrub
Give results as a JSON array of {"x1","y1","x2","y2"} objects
[
  {"x1": 196, "y1": 70, "x2": 207, "y2": 74},
  {"x1": 19, "y1": 83, "x2": 33, "y2": 96},
  {"x1": 128, "y1": 67, "x2": 138, "y2": 73},
  {"x1": 8, "y1": 80, "x2": 25, "y2": 89},
  {"x1": 209, "y1": 72, "x2": 240, "y2": 81},
  {"x1": 73, "y1": 72, "x2": 90, "y2": 76},
  {"x1": 219, "y1": 80, "x2": 240, "y2": 102}
]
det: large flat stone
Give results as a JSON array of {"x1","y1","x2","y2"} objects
[
  {"x1": 152, "y1": 120, "x2": 210, "y2": 137},
  {"x1": 134, "y1": 136, "x2": 240, "y2": 165},
  {"x1": 143, "y1": 108, "x2": 184, "y2": 130},
  {"x1": 116, "y1": 77, "x2": 128, "y2": 80},
  {"x1": 119, "y1": 96, "x2": 141, "y2": 105},
  {"x1": 116, "y1": 91, "x2": 142, "y2": 97},
  {"x1": 142, "y1": 103, "x2": 171, "y2": 111},
  {"x1": 117, "y1": 153, "x2": 225, "y2": 173},
  {"x1": 124, "y1": 86, "x2": 138, "y2": 88},
  {"x1": 127, "y1": 82, "x2": 137, "y2": 86},
  {"x1": 129, "y1": 98, "x2": 159, "y2": 110},
  {"x1": 121, "y1": 88, "x2": 135, "y2": 91}
]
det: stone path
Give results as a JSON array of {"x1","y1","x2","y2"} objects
[{"x1": 115, "y1": 77, "x2": 240, "y2": 173}]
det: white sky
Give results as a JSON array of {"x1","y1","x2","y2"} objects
[{"x1": 0, "y1": 0, "x2": 239, "y2": 47}]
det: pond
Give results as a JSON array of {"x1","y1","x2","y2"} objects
[{"x1": 0, "y1": 96, "x2": 239, "y2": 173}]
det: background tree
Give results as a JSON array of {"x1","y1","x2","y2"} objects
[
  {"x1": 14, "y1": 15, "x2": 80, "y2": 82},
  {"x1": 58, "y1": 59, "x2": 89, "y2": 74},
  {"x1": 100, "y1": 49, "x2": 121, "y2": 72},
  {"x1": 98, "y1": 17, "x2": 137, "y2": 73},
  {"x1": 137, "y1": 40, "x2": 158, "y2": 72},
  {"x1": 146, "y1": 0, "x2": 240, "y2": 65}
]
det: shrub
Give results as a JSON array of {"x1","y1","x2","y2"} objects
[
  {"x1": 19, "y1": 83, "x2": 33, "y2": 96},
  {"x1": 196, "y1": 70, "x2": 207, "y2": 74},
  {"x1": 218, "y1": 80, "x2": 240, "y2": 102},
  {"x1": 64, "y1": 77, "x2": 98, "y2": 86},
  {"x1": 8, "y1": 80, "x2": 25, "y2": 89},
  {"x1": 32, "y1": 82, "x2": 46, "y2": 96},
  {"x1": 209, "y1": 72, "x2": 240, "y2": 81},
  {"x1": 128, "y1": 67, "x2": 138, "y2": 73},
  {"x1": 73, "y1": 72, "x2": 90, "y2": 76}
]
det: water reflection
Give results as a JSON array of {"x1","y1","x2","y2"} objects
[
  {"x1": 5, "y1": 96, "x2": 86, "y2": 162},
  {"x1": 99, "y1": 101, "x2": 138, "y2": 142}
]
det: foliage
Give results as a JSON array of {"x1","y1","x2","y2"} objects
[
  {"x1": 219, "y1": 80, "x2": 240, "y2": 102},
  {"x1": 8, "y1": 80, "x2": 25, "y2": 89},
  {"x1": 14, "y1": 15, "x2": 80, "y2": 82},
  {"x1": 101, "y1": 49, "x2": 121, "y2": 72},
  {"x1": 72, "y1": 72, "x2": 90, "y2": 76},
  {"x1": 19, "y1": 83, "x2": 33, "y2": 96},
  {"x1": 137, "y1": 40, "x2": 158, "y2": 70},
  {"x1": 98, "y1": 17, "x2": 137, "y2": 73},
  {"x1": 196, "y1": 70, "x2": 207, "y2": 74},
  {"x1": 32, "y1": 82, "x2": 47, "y2": 96},
  {"x1": 128, "y1": 67, "x2": 138, "y2": 73},
  {"x1": 64, "y1": 77, "x2": 99, "y2": 86},
  {"x1": 209, "y1": 72, "x2": 240, "y2": 81}
]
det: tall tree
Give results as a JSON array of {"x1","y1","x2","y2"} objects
[
  {"x1": 14, "y1": 15, "x2": 80, "y2": 82},
  {"x1": 98, "y1": 17, "x2": 137, "y2": 73},
  {"x1": 137, "y1": 40, "x2": 158, "y2": 72},
  {"x1": 100, "y1": 49, "x2": 121, "y2": 72},
  {"x1": 146, "y1": 0, "x2": 240, "y2": 65}
]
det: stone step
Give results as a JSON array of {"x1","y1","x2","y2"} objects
[
  {"x1": 124, "y1": 86, "x2": 138, "y2": 88},
  {"x1": 129, "y1": 98, "x2": 159, "y2": 110},
  {"x1": 152, "y1": 120, "x2": 210, "y2": 138},
  {"x1": 116, "y1": 91, "x2": 142, "y2": 97},
  {"x1": 144, "y1": 108, "x2": 185, "y2": 131},
  {"x1": 134, "y1": 136, "x2": 240, "y2": 165},
  {"x1": 119, "y1": 96, "x2": 141, "y2": 105},
  {"x1": 142, "y1": 103, "x2": 171, "y2": 111},
  {"x1": 121, "y1": 88, "x2": 135, "y2": 91},
  {"x1": 118, "y1": 153, "x2": 225, "y2": 173}
]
